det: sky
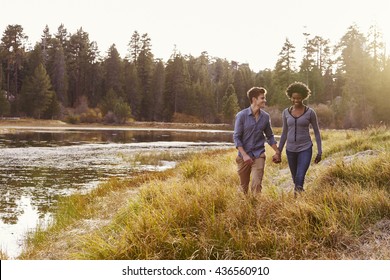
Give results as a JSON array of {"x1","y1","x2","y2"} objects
[{"x1": 1, "y1": 0, "x2": 390, "y2": 71}]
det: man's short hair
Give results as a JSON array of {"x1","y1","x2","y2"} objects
[{"x1": 247, "y1": 87, "x2": 267, "y2": 102}]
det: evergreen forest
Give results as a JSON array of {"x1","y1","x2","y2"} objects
[{"x1": 1, "y1": 23, "x2": 389, "y2": 128}]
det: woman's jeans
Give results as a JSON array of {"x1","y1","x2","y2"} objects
[{"x1": 286, "y1": 147, "x2": 312, "y2": 191}]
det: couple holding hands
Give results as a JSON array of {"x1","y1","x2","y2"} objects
[{"x1": 233, "y1": 82, "x2": 322, "y2": 196}]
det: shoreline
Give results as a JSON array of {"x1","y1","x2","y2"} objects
[{"x1": 0, "y1": 118, "x2": 234, "y2": 134}]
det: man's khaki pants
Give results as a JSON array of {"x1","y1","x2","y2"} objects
[{"x1": 236, "y1": 153, "x2": 266, "y2": 194}]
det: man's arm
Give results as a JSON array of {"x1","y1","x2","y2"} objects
[
  {"x1": 237, "y1": 146, "x2": 253, "y2": 164},
  {"x1": 270, "y1": 143, "x2": 281, "y2": 163}
]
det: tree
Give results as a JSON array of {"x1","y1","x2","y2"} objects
[
  {"x1": 150, "y1": 59, "x2": 165, "y2": 121},
  {"x1": 113, "y1": 101, "x2": 132, "y2": 124},
  {"x1": 186, "y1": 52, "x2": 216, "y2": 122},
  {"x1": 272, "y1": 38, "x2": 298, "y2": 108},
  {"x1": 300, "y1": 35, "x2": 333, "y2": 103},
  {"x1": 99, "y1": 88, "x2": 119, "y2": 115},
  {"x1": 0, "y1": 90, "x2": 10, "y2": 116},
  {"x1": 41, "y1": 25, "x2": 52, "y2": 67},
  {"x1": 20, "y1": 64, "x2": 55, "y2": 118},
  {"x1": 163, "y1": 53, "x2": 190, "y2": 121},
  {"x1": 123, "y1": 60, "x2": 140, "y2": 118},
  {"x1": 366, "y1": 25, "x2": 389, "y2": 123},
  {"x1": 66, "y1": 27, "x2": 98, "y2": 107},
  {"x1": 367, "y1": 24, "x2": 385, "y2": 70},
  {"x1": 55, "y1": 24, "x2": 69, "y2": 51},
  {"x1": 233, "y1": 64, "x2": 254, "y2": 109},
  {"x1": 24, "y1": 43, "x2": 45, "y2": 77},
  {"x1": 127, "y1": 31, "x2": 141, "y2": 64},
  {"x1": 103, "y1": 44, "x2": 123, "y2": 97},
  {"x1": 210, "y1": 58, "x2": 233, "y2": 117},
  {"x1": 222, "y1": 84, "x2": 239, "y2": 124},
  {"x1": 137, "y1": 33, "x2": 154, "y2": 120},
  {"x1": 48, "y1": 38, "x2": 68, "y2": 105},
  {"x1": 335, "y1": 25, "x2": 374, "y2": 128},
  {"x1": 0, "y1": 24, "x2": 28, "y2": 112},
  {"x1": 99, "y1": 88, "x2": 131, "y2": 124}
]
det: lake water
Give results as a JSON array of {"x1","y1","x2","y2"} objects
[{"x1": 0, "y1": 127, "x2": 233, "y2": 259}]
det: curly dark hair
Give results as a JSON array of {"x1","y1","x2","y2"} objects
[{"x1": 285, "y1": 82, "x2": 311, "y2": 100}]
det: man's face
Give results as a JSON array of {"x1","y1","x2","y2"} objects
[{"x1": 253, "y1": 94, "x2": 266, "y2": 108}]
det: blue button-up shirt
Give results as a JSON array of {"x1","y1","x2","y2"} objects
[{"x1": 233, "y1": 107, "x2": 277, "y2": 158}]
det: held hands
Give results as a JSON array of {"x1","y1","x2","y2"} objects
[
  {"x1": 314, "y1": 154, "x2": 322, "y2": 164},
  {"x1": 272, "y1": 152, "x2": 281, "y2": 164}
]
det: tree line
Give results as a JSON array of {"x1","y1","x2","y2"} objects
[{"x1": 0, "y1": 23, "x2": 389, "y2": 128}]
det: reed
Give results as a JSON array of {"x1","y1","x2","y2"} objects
[{"x1": 0, "y1": 250, "x2": 8, "y2": 260}]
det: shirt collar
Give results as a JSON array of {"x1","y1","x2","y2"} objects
[{"x1": 247, "y1": 106, "x2": 261, "y2": 116}]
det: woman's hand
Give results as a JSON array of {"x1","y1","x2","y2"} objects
[
  {"x1": 272, "y1": 153, "x2": 281, "y2": 164},
  {"x1": 314, "y1": 154, "x2": 322, "y2": 164}
]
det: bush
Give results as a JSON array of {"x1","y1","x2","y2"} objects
[
  {"x1": 311, "y1": 104, "x2": 335, "y2": 128},
  {"x1": 103, "y1": 111, "x2": 117, "y2": 124},
  {"x1": 65, "y1": 114, "x2": 80, "y2": 124},
  {"x1": 113, "y1": 102, "x2": 132, "y2": 124},
  {"x1": 80, "y1": 108, "x2": 103, "y2": 123},
  {"x1": 172, "y1": 112, "x2": 202, "y2": 124},
  {"x1": 266, "y1": 106, "x2": 282, "y2": 127}
]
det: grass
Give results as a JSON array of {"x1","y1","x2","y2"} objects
[
  {"x1": 120, "y1": 150, "x2": 192, "y2": 167},
  {"x1": 19, "y1": 126, "x2": 390, "y2": 260},
  {"x1": 0, "y1": 250, "x2": 8, "y2": 260}
]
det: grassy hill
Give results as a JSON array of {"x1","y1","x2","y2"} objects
[{"x1": 16, "y1": 126, "x2": 390, "y2": 260}]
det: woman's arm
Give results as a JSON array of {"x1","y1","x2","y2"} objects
[
  {"x1": 278, "y1": 109, "x2": 288, "y2": 153},
  {"x1": 310, "y1": 109, "x2": 322, "y2": 162}
]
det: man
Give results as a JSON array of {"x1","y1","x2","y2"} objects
[{"x1": 233, "y1": 87, "x2": 280, "y2": 194}]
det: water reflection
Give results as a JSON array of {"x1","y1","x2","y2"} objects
[
  {"x1": 0, "y1": 129, "x2": 233, "y2": 148},
  {"x1": 0, "y1": 128, "x2": 233, "y2": 258},
  {"x1": 1, "y1": 195, "x2": 51, "y2": 259}
]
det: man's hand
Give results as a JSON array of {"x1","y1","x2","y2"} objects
[
  {"x1": 272, "y1": 153, "x2": 281, "y2": 164},
  {"x1": 243, "y1": 154, "x2": 254, "y2": 165}
]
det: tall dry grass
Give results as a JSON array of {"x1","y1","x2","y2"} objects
[{"x1": 20, "y1": 127, "x2": 390, "y2": 259}]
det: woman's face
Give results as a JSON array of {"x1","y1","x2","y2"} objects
[{"x1": 291, "y1": 92, "x2": 303, "y2": 106}]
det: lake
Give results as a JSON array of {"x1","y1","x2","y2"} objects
[{"x1": 0, "y1": 127, "x2": 233, "y2": 259}]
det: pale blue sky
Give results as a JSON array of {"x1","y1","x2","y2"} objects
[{"x1": 1, "y1": 0, "x2": 389, "y2": 71}]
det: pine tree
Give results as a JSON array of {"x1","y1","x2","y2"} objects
[
  {"x1": 222, "y1": 84, "x2": 239, "y2": 124},
  {"x1": 103, "y1": 44, "x2": 123, "y2": 97},
  {"x1": 66, "y1": 28, "x2": 97, "y2": 107},
  {"x1": 137, "y1": 33, "x2": 154, "y2": 120},
  {"x1": 272, "y1": 38, "x2": 298, "y2": 108},
  {"x1": 0, "y1": 24, "x2": 28, "y2": 112},
  {"x1": 48, "y1": 38, "x2": 68, "y2": 105},
  {"x1": 335, "y1": 25, "x2": 373, "y2": 127},
  {"x1": 20, "y1": 64, "x2": 55, "y2": 118},
  {"x1": 150, "y1": 59, "x2": 165, "y2": 121},
  {"x1": 0, "y1": 90, "x2": 10, "y2": 117},
  {"x1": 123, "y1": 60, "x2": 141, "y2": 118}
]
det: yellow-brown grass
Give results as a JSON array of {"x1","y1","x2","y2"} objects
[{"x1": 20, "y1": 127, "x2": 390, "y2": 259}]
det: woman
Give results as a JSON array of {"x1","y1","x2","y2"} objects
[{"x1": 278, "y1": 82, "x2": 322, "y2": 196}]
